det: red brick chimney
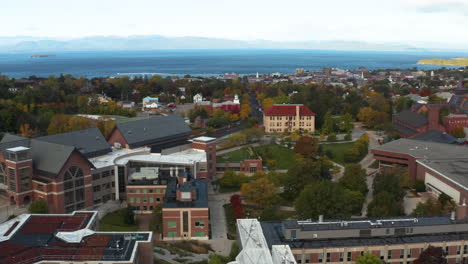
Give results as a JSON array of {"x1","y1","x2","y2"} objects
[
  {"x1": 428, "y1": 106, "x2": 441, "y2": 131},
  {"x1": 456, "y1": 201, "x2": 468, "y2": 220}
]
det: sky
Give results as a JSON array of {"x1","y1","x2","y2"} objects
[{"x1": 1, "y1": 0, "x2": 468, "y2": 47}]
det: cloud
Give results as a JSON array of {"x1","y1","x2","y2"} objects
[{"x1": 400, "y1": 0, "x2": 468, "y2": 15}]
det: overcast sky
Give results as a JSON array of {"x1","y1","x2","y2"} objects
[{"x1": 2, "y1": 0, "x2": 467, "y2": 46}]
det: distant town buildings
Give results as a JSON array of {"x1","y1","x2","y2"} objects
[
  {"x1": 263, "y1": 104, "x2": 316, "y2": 133},
  {"x1": 142, "y1": 96, "x2": 159, "y2": 110}
]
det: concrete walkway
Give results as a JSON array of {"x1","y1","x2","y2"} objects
[{"x1": 359, "y1": 130, "x2": 380, "y2": 217}]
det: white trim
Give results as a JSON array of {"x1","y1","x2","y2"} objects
[{"x1": 417, "y1": 160, "x2": 468, "y2": 191}]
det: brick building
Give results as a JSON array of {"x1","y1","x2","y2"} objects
[
  {"x1": 0, "y1": 115, "x2": 216, "y2": 223},
  {"x1": 372, "y1": 139, "x2": 468, "y2": 204},
  {"x1": 261, "y1": 212, "x2": 468, "y2": 264},
  {"x1": 263, "y1": 104, "x2": 316, "y2": 133},
  {"x1": 162, "y1": 175, "x2": 209, "y2": 240},
  {"x1": 0, "y1": 211, "x2": 153, "y2": 264}
]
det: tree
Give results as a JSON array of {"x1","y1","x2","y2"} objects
[
  {"x1": 294, "y1": 136, "x2": 318, "y2": 158},
  {"x1": 356, "y1": 252, "x2": 382, "y2": 264},
  {"x1": 228, "y1": 133, "x2": 247, "y2": 146},
  {"x1": 357, "y1": 107, "x2": 379, "y2": 128},
  {"x1": 339, "y1": 164, "x2": 368, "y2": 195},
  {"x1": 327, "y1": 133, "x2": 337, "y2": 142},
  {"x1": 367, "y1": 191, "x2": 404, "y2": 217},
  {"x1": 28, "y1": 199, "x2": 49, "y2": 214},
  {"x1": 241, "y1": 177, "x2": 280, "y2": 209},
  {"x1": 294, "y1": 181, "x2": 361, "y2": 219},
  {"x1": 19, "y1": 123, "x2": 35, "y2": 137},
  {"x1": 122, "y1": 206, "x2": 135, "y2": 225},
  {"x1": 451, "y1": 126, "x2": 466, "y2": 138},
  {"x1": 322, "y1": 111, "x2": 335, "y2": 134},
  {"x1": 339, "y1": 113, "x2": 354, "y2": 132},
  {"x1": 414, "y1": 246, "x2": 447, "y2": 264},
  {"x1": 262, "y1": 97, "x2": 274, "y2": 110},
  {"x1": 218, "y1": 171, "x2": 249, "y2": 188}
]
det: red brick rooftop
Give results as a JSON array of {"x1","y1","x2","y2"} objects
[{"x1": 263, "y1": 104, "x2": 316, "y2": 116}]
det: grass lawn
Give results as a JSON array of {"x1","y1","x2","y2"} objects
[
  {"x1": 254, "y1": 145, "x2": 295, "y2": 170},
  {"x1": 320, "y1": 142, "x2": 355, "y2": 165},
  {"x1": 99, "y1": 209, "x2": 138, "y2": 231},
  {"x1": 217, "y1": 148, "x2": 254, "y2": 163}
]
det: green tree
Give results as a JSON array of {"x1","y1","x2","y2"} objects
[
  {"x1": 339, "y1": 164, "x2": 368, "y2": 195},
  {"x1": 218, "y1": 171, "x2": 249, "y2": 189},
  {"x1": 122, "y1": 206, "x2": 135, "y2": 225},
  {"x1": 28, "y1": 199, "x2": 49, "y2": 214},
  {"x1": 367, "y1": 191, "x2": 404, "y2": 217},
  {"x1": 339, "y1": 113, "x2": 354, "y2": 132},
  {"x1": 356, "y1": 252, "x2": 382, "y2": 264},
  {"x1": 322, "y1": 111, "x2": 335, "y2": 134},
  {"x1": 294, "y1": 181, "x2": 360, "y2": 219},
  {"x1": 241, "y1": 177, "x2": 280, "y2": 209}
]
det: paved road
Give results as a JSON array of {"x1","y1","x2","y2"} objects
[
  {"x1": 360, "y1": 130, "x2": 380, "y2": 217},
  {"x1": 248, "y1": 92, "x2": 263, "y2": 124}
]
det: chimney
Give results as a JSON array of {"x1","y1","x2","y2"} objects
[
  {"x1": 428, "y1": 106, "x2": 441, "y2": 131},
  {"x1": 456, "y1": 200, "x2": 468, "y2": 220},
  {"x1": 296, "y1": 105, "x2": 300, "y2": 130}
]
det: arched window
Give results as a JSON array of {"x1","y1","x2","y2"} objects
[{"x1": 63, "y1": 166, "x2": 85, "y2": 213}]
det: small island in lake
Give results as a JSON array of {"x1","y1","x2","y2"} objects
[
  {"x1": 30, "y1": 54, "x2": 56, "y2": 58},
  {"x1": 418, "y1": 57, "x2": 468, "y2": 66}
]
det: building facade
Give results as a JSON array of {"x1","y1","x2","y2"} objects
[
  {"x1": 263, "y1": 104, "x2": 316, "y2": 133},
  {"x1": 261, "y1": 211, "x2": 468, "y2": 264}
]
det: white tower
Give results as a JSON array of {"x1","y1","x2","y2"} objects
[
  {"x1": 234, "y1": 94, "x2": 240, "y2": 104},
  {"x1": 256, "y1": 72, "x2": 259, "y2": 78}
]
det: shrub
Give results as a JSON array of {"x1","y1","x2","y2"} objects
[
  {"x1": 344, "y1": 133, "x2": 352, "y2": 141},
  {"x1": 28, "y1": 199, "x2": 49, "y2": 214},
  {"x1": 413, "y1": 180, "x2": 426, "y2": 192},
  {"x1": 327, "y1": 133, "x2": 337, "y2": 142},
  {"x1": 230, "y1": 194, "x2": 244, "y2": 220}
]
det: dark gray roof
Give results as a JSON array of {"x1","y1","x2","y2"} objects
[
  {"x1": 282, "y1": 215, "x2": 453, "y2": 231},
  {"x1": 37, "y1": 128, "x2": 111, "y2": 158},
  {"x1": 412, "y1": 130, "x2": 458, "y2": 144},
  {"x1": 372, "y1": 138, "x2": 468, "y2": 160},
  {"x1": 392, "y1": 123, "x2": 418, "y2": 137},
  {"x1": 395, "y1": 110, "x2": 427, "y2": 128},
  {"x1": 261, "y1": 221, "x2": 468, "y2": 250},
  {"x1": 163, "y1": 178, "x2": 208, "y2": 208},
  {"x1": 116, "y1": 115, "x2": 191, "y2": 148},
  {"x1": 0, "y1": 134, "x2": 81, "y2": 177},
  {"x1": 418, "y1": 159, "x2": 468, "y2": 190}
]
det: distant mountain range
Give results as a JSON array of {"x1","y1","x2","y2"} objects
[{"x1": 0, "y1": 35, "x2": 464, "y2": 52}]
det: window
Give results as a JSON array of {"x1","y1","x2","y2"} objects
[
  {"x1": 129, "y1": 189, "x2": 134, "y2": 193},
  {"x1": 457, "y1": 246, "x2": 461, "y2": 255},
  {"x1": 195, "y1": 221, "x2": 205, "y2": 227},
  {"x1": 149, "y1": 197, "x2": 154, "y2": 203},
  {"x1": 167, "y1": 221, "x2": 177, "y2": 228},
  {"x1": 143, "y1": 189, "x2": 147, "y2": 193},
  {"x1": 136, "y1": 197, "x2": 140, "y2": 203},
  {"x1": 93, "y1": 185, "x2": 101, "y2": 192},
  {"x1": 181, "y1": 192, "x2": 191, "y2": 199},
  {"x1": 149, "y1": 189, "x2": 153, "y2": 193},
  {"x1": 326, "y1": 253, "x2": 330, "y2": 262},
  {"x1": 195, "y1": 231, "x2": 205, "y2": 237},
  {"x1": 304, "y1": 254, "x2": 310, "y2": 263},
  {"x1": 167, "y1": 231, "x2": 176, "y2": 238},
  {"x1": 318, "y1": 253, "x2": 323, "y2": 263},
  {"x1": 446, "y1": 246, "x2": 449, "y2": 254},
  {"x1": 102, "y1": 171, "x2": 110, "y2": 178},
  {"x1": 386, "y1": 228, "x2": 390, "y2": 235},
  {"x1": 388, "y1": 250, "x2": 392, "y2": 259},
  {"x1": 8, "y1": 168, "x2": 16, "y2": 192},
  {"x1": 156, "y1": 197, "x2": 161, "y2": 202},
  {"x1": 0, "y1": 162, "x2": 6, "y2": 185},
  {"x1": 19, "y1": 167, "x2": 31, "y2": 192},
  {"x1": 136, "y1": 189, "x2": 140, "y2": 193},
  {"x1": 156, "y1": 189, "x2": 160, "y2": 193},
  {"x1": 143, "y1": 197, "x2": 147, "y2": 203},
  {"x1": 347, "y1": 252, "x2": 352, "y2": 261},
  {"x1": 464, "y1": 245, "x2": 468, "y2": 254},
  {"x1": 339, "y1": 252, "x2": 344, "y2": 262},
  {"x1": 183, "y1": 211, "x2": 189, "y2": 232},
  {"x1": 129, "y1": 197, "x2": 134, "y2": 203},
  {"x1": 92, "y1": 173, "x2": 100, "y2": 180},
  {"x1": 63, "y1": 166, "x2": 85, "y2": 212},
  {"x1": 380, "y1": 250, "x2": 385, "y2": 260},
  {"x1": 37, "y1": 184, "x2": 44, "y2": 192},
  {"x1": 249, "y1": 167, "x2": 256, "y2": 173}
]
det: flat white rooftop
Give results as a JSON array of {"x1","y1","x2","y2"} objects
[
  {"x1": 193, "y1": 136, "x2": 216, "y2": 142},
  {"x1": 115, "y1": 148, "x2": 206, "y2": 166},
  {"x1": 6, "y1": 146, "x2": 30, "y2": 152}
]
